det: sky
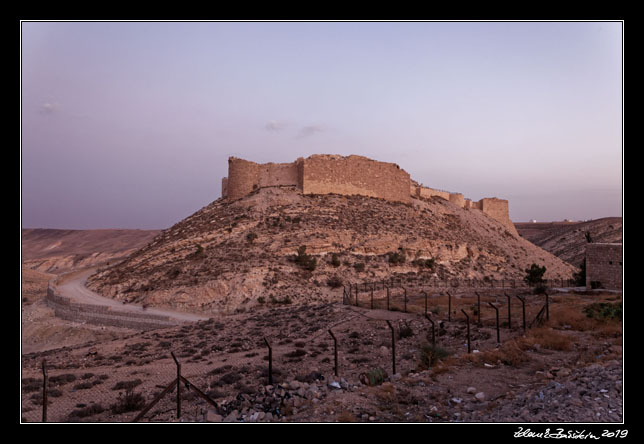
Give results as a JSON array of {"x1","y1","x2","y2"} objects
[{"x1": 21, "y1": 21, "x2": 623, "y2": 229}]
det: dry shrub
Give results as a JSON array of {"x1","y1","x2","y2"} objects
[
  {"x1": 522, "y1": 327, "x2": 572, "y2": 351},
  {"x1": 474, "y1": 339, "x2": 530, "y2": 367},
  {"x1": 372, "y1": 382, "x2": 395, "y2": 403},
  {"x1": 336, "y1": 411, "x2": 357, "y2": 422},
  {"x1": 592, "y1": 323, "x2": 622, "y2": 339},
  {"x1": 548, "y1": 303, "x2": 595, "y2": 331}
]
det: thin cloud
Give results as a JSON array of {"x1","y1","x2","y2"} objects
[
  {"x1": 265, "y1": 120, "x2": 287, "y2": 132},
  {"x1": 39, "y1": 102, "x2": 61, "y2": 114},
  {"x1": 296, "y1": 124, "x2": 326, "y2": 139}
]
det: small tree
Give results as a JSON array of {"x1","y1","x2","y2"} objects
[
  {"x1": 573, "y1": 259, "x2": 586, "y2": 287},
  {"x1": 524, "y1": 263, "x2": 546, "y2": 287}
]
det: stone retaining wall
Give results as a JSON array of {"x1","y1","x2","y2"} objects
[{"x1": 45, "y1": 283, "x2": 183, "y2": 330}]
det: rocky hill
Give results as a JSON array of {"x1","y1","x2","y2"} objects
[
  {"x1": 87, "y1": 187, "x2": 577, "y2": 314},
  {"x1": 515, "y1": 218, "x2": 622, "y2": 267},
  {"x1": 22, "y1": 228, "x2": 161, "y2": 273}
]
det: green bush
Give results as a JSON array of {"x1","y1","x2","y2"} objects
[
  {"x1": 246, "y1": 232, "x2": 258, "y2": 243},
  {"x1": 412, "y1": 258, "x2": 435, "y2": 269},
  {"x1": 583, "y1": 302, "x2": 622, "y2": 321},
  {"x1": 387, "y1": 251, "x2": 406, "y2": 265},
  {"x1": 524, "y1": 263, "x2": 546, "y2": 286},
  {"x1": 111, "y1": 389, "x2": 145, "y2": 414},
  {"x1": 331, "y1": 253, "x2": 341, "y2": 268},
  {"x1": 353, "y1": 262, "x2": 365, "y2": 272},
  {"x1": 360, "y1": 368, "x2": 388, "y2": 386},
  {"x1": 294, "y1": 246, "x2": 317, "y2": 271},
  {"x1": 327, "y1": 275, "x2": 343, "y2": 288}
]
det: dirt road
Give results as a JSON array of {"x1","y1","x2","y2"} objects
[{"x1": 56, "y1": 268, "x2": 210, "y2": 323}]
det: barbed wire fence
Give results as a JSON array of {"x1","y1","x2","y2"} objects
[{"x1": 23, "y1": 281, "x2": 558, "y2": 423}]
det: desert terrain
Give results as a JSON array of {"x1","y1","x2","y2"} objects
[
  {"x1": 515, "y1": 218, "x2": 622, "y2": 267},
  {"x1": 21, "y1": 192, "x2": 622, "y2": 424}
]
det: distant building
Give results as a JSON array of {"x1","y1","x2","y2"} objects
[{"x1": 585, "y1": 243, "x2": 623, "y2": 290}]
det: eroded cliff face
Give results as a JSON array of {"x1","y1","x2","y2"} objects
[{"x1": 87, "y1": 187, "x2": 577, "y2": 314}]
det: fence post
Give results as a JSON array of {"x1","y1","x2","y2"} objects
[
  {"x1": 461, "y1": 309, "x2": 471, "y2": 353},
  {"x1": 545, "y1": 292, "x2": 549, "y2": 320},
  {"x1": 171, "y1": 352, "x2": 181, "y2": 419},
  {"x1": 328, "y1": 329, "x2": 338, "y2": 377},
  {"x1": 386, "y1": 320, "x2": 396, "y2": 375},
  {"x1": 475, "y1": 291, "x2": 481, "y2": 326},
  {"x1": 371, "y1": 287, "x2": 374, "y2": 310},
  {"x1": 517, "y1": 295, "x2": 526, "y2": 332},
  {"x1": 264, "y1": 337, "x2": 273, "y2": 385},
  {"x1": 403, "y1": 287, "x2": 407, "y2": 313},
  {"x1": 425, "y1": 314, "x2": 436, "y2": 348},
  {"x1": 488, "y1": 302, "x2": 500, "y2": 344},
  {"x1": 505, "y1": 293, "x2": 512, "y2": 329},
  {"x1": 41, "y1": 360, "x2": 47, "y2": 423},
  {"x1": 386, "y1": 286, "x2": 390, "y2": 311},
  {"x1": 355, "y1": 284, "x2": 359, "y2": 307},
  {"x1": 447, "y1": 291, "x2": 452, "y2": 322},
  {"x1": 423, "y1": 291, "x2": 428, "y2": 316}
]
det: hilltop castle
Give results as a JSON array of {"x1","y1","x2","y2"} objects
[{"x1": 222, "y1": 154, "x2": 518, "y2": 235}]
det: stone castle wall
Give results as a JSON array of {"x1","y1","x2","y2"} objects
[
  {"x1": 586, "y1": 243, "x2": 623, "y2": 290},
  {"x1": 223, "y1": 154, "x2": 516, "y2": 234},
  {"x1": 225, "y1": 155, "x2": 410, "y2": 204},
  {"x1": 301, "y1": 155, "x2": 410, "y2": 203}
]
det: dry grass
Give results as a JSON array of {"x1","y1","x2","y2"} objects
[
  {"x1": 521, "y1": 327, "x2": 573, "y2": 351},
  {"x1": 468, "y1": 339, "x2": 530, "y2": 368},
  {"x1": 336, "y1": 410, "x2": 357, "y2": 422}
]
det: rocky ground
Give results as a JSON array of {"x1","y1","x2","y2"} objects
[
  {"x1": 21, "y1": 289, "x2": 622, "y2": 423},
  {"x1": 86, "y1": 188, "x2": 578, "y2": 314}
]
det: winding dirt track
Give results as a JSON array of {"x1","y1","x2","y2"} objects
[{"x1": 56, "y1": 268, "x2": 210, "y2": 323}]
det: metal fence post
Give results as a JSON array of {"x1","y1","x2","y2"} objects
[
  {"x1": 545, "y1": 292, "x2": 550, "y2": 321},
  {"x1": 447, "y1": 291, "x2": 452, "y2": 322},
  {"x1": 488, "y1": 302, "x2": 500, "y2": 344},
  {"x1": 505, "y1": 293, "x2": 512, "y2": 329},
  {"x1": 355, "y1": 284, "x2": 359, "y2": 307},
  {"x1": 41, "y1": 360, "x2": 47, "y2": 423},
  {"x1": 386, "y1": 320, "x2": 396, "y2": 375},
  {"x1": 386, "y1": 286, "x2": 390, "y2": 311},
  {"x1": 371, "y1": 287, "x2": 374, "y2": 310},
  {"x1": 475, "y1": 291, "x2": 481, "y2": 326},
  {"x1": 461, "y1": 309, "x2": 471, "y2": 353},
  {"x1": 171, "y1": 352, "x2": 181, "y2": 419},
  {"x1": 425, "y1": 314, "x2": 436, "y2": 348},
  {"x1": 328, "y1": 329, "x2": 338, "y2": 377},
  {"x1": 517, "y1": 295, "x2": 526, "y2": 332},
  {"x1": 403, "y1": 287, "x2": 407, "y2": 313},
  {"x1": 264, "y1": 337, "x2": 273, "y2": 385},
  {"x1": 423, "y1": 291, "x2": 428, "y2": 316}
]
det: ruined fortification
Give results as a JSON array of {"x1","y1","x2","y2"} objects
[
  {"x1": 222, "y1": 154, "x2": 517, "y2": 235},
  {"x1": 585, "y1": 243, "x2": 623, "y2": 290}
]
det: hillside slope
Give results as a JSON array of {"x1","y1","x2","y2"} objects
[
  {"x1": 515, "y1": 217, "x2": 622, "y2": 267},
  {"x1": 87, "y1": 187, "x2": 577, "y2": 314},
  {"x1": 21, "y1": 228, "x2": 161, "y2": 273}
]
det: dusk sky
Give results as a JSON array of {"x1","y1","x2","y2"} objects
[{"x1": 21, "y1": 21, "x2": 622, "y2": 229}]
